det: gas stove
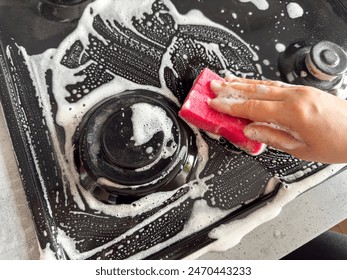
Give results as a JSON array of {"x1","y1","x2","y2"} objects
[{"x1": 1, "y1": 0, "x2": 347, "y2": 260}]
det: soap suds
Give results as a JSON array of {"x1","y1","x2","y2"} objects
[
  {"x1": 275, "y1": 43, "x2": 286, "y2": 53},
  {"x1": 10, "y1": 0, "x2": 344, "y2": 260},
  {"x1": 185, "y1": 163, "x2": 346, "y2": 259},
  {"x1": 263, "y1": 59, "x2": 270, "y2": 66},
  {"x1": 130, "y1": 103, "x2": 177, "y2": 171},
  {"x1": 238, "y1": 0, "x2": 269, "y2": 10},
  {"x1": 286, "y1": 2, "x2": 304, "y2": 19},
  {"x1": 22, "y1": 0, "x2": 264, "y2": 259}
]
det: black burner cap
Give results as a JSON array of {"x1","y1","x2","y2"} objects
[
  {"x1": 74, "y1": 90, "x2": 197, "y2": 202},
  {"x1": 101, "y1": 111, "x2": 163, "y2": 169}
]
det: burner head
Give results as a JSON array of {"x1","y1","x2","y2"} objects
[
  {"x1": 101, "y1": 112, "x2": 164, "y2": 170},
  {"x1": 74, "y1": 90, "x2": 198, "y2": 204}
]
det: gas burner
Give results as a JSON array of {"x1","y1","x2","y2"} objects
[
  {"x1": 38, "y1": 0, "x2": 94, "y2": 22},
  {"x1": 3, "y1": 0, "x2": 347, "y2": 260},
  {"x1": 278, "y1": 41, "x2": 347, "y2": 93},
  {"x1": 73, "y1": 90, "x2": 198, "y2": 204}
]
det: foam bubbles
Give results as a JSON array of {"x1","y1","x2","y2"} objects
[
  {"x1": 15, "y1": 0, "x2": 338, "y2": 260},
  {"x1": 238, "y1": 0, "x2": 269, "y2": 10},
  {"x1": 275, "y1": 43, "x2": 286, "y2": 53},
  {"x1": 130, "y1": 103, "x2": 174, "y2": 148},
  {"x1": 286, "y1": 2, "x2": 304, "y2": 19}
]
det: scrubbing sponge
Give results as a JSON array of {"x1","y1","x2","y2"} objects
[{"x1": 179, "y1": 68, "x2": 266, "y2": 155}]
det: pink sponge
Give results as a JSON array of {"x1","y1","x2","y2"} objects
[{"x1": 179, "y1": 68, "x2": 266, "y2": 156}]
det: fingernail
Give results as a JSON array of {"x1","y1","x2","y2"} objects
[
  {"x1": 208, "y1": 97, "x2": 221, "y2": 108},
  {"x1": 244, "y1": 126, "x2": 261, "y2": 141},
  {"x1": 210, "y1": 81, "x2": 247, "y2": 101},
  {"x1": 209, "y1": 98, "x2": 233, "y2": 114},
  {"x1": 210, "y1": 80, "x2": 223, "y2": 91}
]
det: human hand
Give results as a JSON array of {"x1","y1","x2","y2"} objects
[{"x1": 209, "y1": 76, "x2": 347, "y2": 163}]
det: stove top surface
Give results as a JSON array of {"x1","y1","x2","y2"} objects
[{"x1": 1, "y1": 0, "x2": 347, "y2": 259}]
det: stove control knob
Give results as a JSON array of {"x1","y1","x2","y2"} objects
[
  {"x1": 278, "y1": 40, "x2": 347, "y2": 94},
  {"x1": 305, "y1": 41, "x2": 347, "y2": 82}
]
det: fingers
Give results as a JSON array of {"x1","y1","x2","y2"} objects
[
  {"x1": 210, "y1": 80, "x2": 247, "y2": 100},
  {"x1": 209, "y1": 97, "x2": 283, "y2": 123},
  {"x1": 211, "y1": 80, "x2": 294, "y2": 101},
  {"x1": 244, "y1": 123, "x2": 306, "y2": 152},
  {"x1": 224, "y1": 75, "x2": 294, "y2": 88}
]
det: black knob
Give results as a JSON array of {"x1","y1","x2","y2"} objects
[
  {"x1": 278, "y1": 40, "x2": 347, "y2": 92},
  {"x1": 306, "y1": 41, "x2": 347, "y2": 81}
]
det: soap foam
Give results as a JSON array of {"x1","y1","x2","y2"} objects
[
  {"x1": 275, "y1": 43, "x2": 286, "y2": 53},
  {"x1": 15, "y1": 0, "x2": 344, "y2": 260},
  {"x1": 286, "y1": 2, "x2": 304, "y2": 19},
  {"x1": 187, "y1": 163, "x2": 346, "y2": 259},
  {"x1": 25, "y1": 0, "x2": 259, "y2": 259},
  {"x1": 130, "y1": 103, "x2": 177, "y2": 171},
  {"x1": 238, "y1": 0, "x2": 269, "y2": 10}
]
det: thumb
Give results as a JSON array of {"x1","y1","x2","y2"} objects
[{"x1": 244, "y1": 123, "x2": 306, "y2": 152}]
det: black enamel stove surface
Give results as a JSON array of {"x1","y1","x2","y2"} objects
[{"x1": 0, "y1": 0, "x2": 347, "y2": 259}]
